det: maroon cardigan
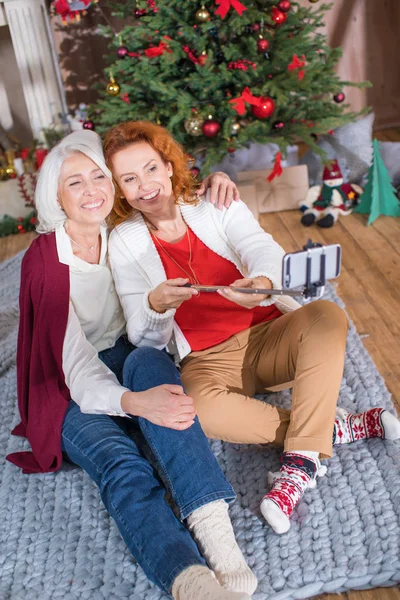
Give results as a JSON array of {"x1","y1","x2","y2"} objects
[{"x1": 6, "y1": 233, "x2": 71, "y2": 474}]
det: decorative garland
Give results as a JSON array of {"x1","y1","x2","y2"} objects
[
  {"x1": 0, "y1": 173, "x2": 37, "y2": 238},
  {"x1": 0, "y1": 211, "x2": 37, "y2": 238}
]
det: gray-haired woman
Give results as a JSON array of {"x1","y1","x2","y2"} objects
[{"x1": 7, "y1": 130, "x2": 257, "y2": 600}]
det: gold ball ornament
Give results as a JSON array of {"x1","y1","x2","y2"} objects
[
  {"x1": 184, "y1": 116, "x2": 204, "y2": 136},
  {"x1": 106, "y1": 76, "x2": 121, "y2": 96},
  {"x1": 5, "y1": 165, "x2": 17, "y2": 179},
  {"x1": 196, "y1": 5, "x2": 210, "y2": 22},
  {"x1": 231, "y1": 122, "x2": 240, "y2": 136}
]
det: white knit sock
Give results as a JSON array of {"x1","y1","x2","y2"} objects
[
  {"x1": 186, "y1": 500, "x2": 257, "y2": 595},
  {"x1": 171, "y1": 565, "x2": 252, "y2": 600}
]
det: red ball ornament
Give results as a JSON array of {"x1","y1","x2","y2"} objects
[
  {"x1": 333, "y1": 92, "x2": 345, "y2": 103},
  {"x1": 198, "y1": 52, "x2": 208, "y2": 66},
  {"x1": 117, "y1": 46, "x2": 129, "y2": 58},
  {"x1": 271, "y1": 6, "x2": 287, "y2": 25},
  {"x1": 83, "y1": 120, "x2": 95, "y2": 130},
  {"x1": 227, "y1": 147, "x2": 236, "y2": 153},
  {"x1": 251, "y1": 97, "x2": 275, "y2": 119},
  {"x1": 257, "y1": 38, "x2": 270, "y2": 53},
  {"x1": 191, "y1": 167, "x2": 200, "y2": 177},
  {"x1": 278, "y1": 0, "x2": 291, "y2": 11},
  {"x1": 202, "y1": 119, "x2": 221, "y2": 137},
  {"x1": 252, "y1": 23, "x2": 260, "y2": 31},
  {"x1": 135, "y1": 8, "x2": 147, "y2": 17}
]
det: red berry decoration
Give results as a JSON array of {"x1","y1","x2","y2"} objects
[
  {"x1": 271, "y1": 6, "x2": 287, "y2": 25},
  {"x1": 257, "y1": 38, "x2": 270, "y2": 53},
  {"x1": 202, "y1": 119, "x2": 221, "y2": 137},
  {"x1": 83, "y1": 120, "x2": 95, "y2": 130},
  {"x1": 135, "y1": 8, "x2": 147, "y2": 17},
  {"x1": 117, "y1": 46, "x2": 129, "y2": 58},
  {"x1": 278, "y1": 0, "x2": 291, "y2": 11},
  {"x1": 273, "y1": 120, "x2": 285, "y2": 130},
  {"x1": 251, "y1": 97, "x2": 275, "y2": 119},
  {"x1": 333, "y1": 92, "x2": 345, "y2": 103}
]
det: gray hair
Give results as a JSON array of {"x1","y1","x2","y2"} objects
[{"x1": 35, "y1": 130, "x2": 113, "y2": 234}]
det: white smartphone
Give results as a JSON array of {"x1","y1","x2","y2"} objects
[{"x1": 282, "y1": 244, "x2": 341, "y2": 289}]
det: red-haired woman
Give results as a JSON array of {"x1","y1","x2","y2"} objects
[{"x1": 106, "y1": 121, "x2": 400, "y2": 536}]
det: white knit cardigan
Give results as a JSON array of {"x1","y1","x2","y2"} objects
[{"x1": 109, "y1": 196, "x2": 300, "y2": 362}]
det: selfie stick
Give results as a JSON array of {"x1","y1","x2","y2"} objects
[{"x1": 186, "y1": 240, "x2": 329, "y2": 300}]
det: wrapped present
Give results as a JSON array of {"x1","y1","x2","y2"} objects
[{"x1": 237, "y1": 165, "x2": 309, "y2": 214}]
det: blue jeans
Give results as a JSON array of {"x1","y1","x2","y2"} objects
[{"x1": 62, "y1": 339, "x2": 235, "y2": 594}]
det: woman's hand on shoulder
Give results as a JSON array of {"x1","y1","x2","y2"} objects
[
  {"x1": 197, "y1": 171, "x2": 240, "y2": 210},
  {"x1": 148, "y1": 278, "x2": 198, "y2": 313},
  {"x1": 121, "y1": 385, "x2": 196, "y2": 430},
  {"x1": 217, "y1": 276, "x2": 272, "y2": 308}
]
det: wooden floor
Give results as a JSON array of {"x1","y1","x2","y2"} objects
[{"x1": 1, "y1": 129, "x2": 399, "y2": 600}]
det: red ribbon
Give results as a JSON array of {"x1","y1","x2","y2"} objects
[
  {"x1": 144, "y1": 41, "x2": 171, "y2": 58},
  {"x1": 288, "y1": 54, "x2": 306, "y2": 81},
  {"x1": 267, "y1": 152, "x2": 283, "y2": 182},
  {"x1": 229, "y1": 87, "x2": 262, "y2": 115},
  {"x1": 215, "y1": 0, "x2": 247, "y2": 19}
]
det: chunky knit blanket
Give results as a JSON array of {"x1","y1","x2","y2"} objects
[{"x1": 1, "y1": 251, "x2": 400, "y2": 600}]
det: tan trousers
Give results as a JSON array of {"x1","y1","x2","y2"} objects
[{"x1": 180, "y1": 300, "x2": 348, "y2": 458}]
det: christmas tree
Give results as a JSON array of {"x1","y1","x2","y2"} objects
[
  {"x1": 89, "y1": 0, "x2": 369, "y2": 174},
  {"x1": 354, "y1": 139, "x2": 400, "y2": 226}
]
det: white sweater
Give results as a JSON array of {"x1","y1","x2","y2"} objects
[{"x1": 109, "y1": 196, "x2": 300, "y2": 362}]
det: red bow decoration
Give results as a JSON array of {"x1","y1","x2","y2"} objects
[
  {"x1": 144, "y1": 40, "x2": 171, "y2": 58},
  {"x1": 288, "y1": 54, "x2": 306, "y2": 81},
  {"x1": 215, "y1": 0, "x2": 247, "y2": 19},
  {"x1": 229, "y1": 87, "x2": 262, "y2": 115},
  {"x1": 267, "y1": 152, "x2": 283, "y2": 182}
]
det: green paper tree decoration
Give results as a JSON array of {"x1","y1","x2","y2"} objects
[{"x1": 354, "y1": 139, "x2": 400, "y2": 226}]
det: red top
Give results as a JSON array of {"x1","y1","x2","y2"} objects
[
  {"x1": 7, "y1": 233, "x2": 71, "y2": 474},
  {"x1": 153, "y1": 228, "x2": 282, "y2": 351}
]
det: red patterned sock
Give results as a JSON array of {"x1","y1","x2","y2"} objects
[
  {"x1": 260, "y1": 452, "x2": 318, "y2": 534},
  {"x1": 332, "y1": 407, "x2": 400, "y2": 444}
]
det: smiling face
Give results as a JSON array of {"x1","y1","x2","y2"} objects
[
  {"x1": 110, "y1": 141, "x2": 174, "y2": 217},
  {"x1": 58, "y1": 152, "x2": 114, "y2": 227}
]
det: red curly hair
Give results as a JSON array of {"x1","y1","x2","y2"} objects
[{"x1": 103, "y1": 121, "x2": 198, "y2": 229}]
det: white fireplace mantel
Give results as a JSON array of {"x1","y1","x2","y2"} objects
[{"x1": 0, "y1": 0, "x2": 67, "y2": 141}]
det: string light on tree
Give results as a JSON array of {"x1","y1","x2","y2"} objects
[
  {"x1": 273, "y1": 120, "x2": 285, "y2": 130},
  {"x1": 333, "y1": 92, "x2": 345, "y2": 103},
  {"x1": 231, "y1": 122, "x2": 240, "y2": 135}
]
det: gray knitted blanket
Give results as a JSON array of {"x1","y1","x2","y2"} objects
[{"x1": 1, "y1": 251, "x2": 400, "y2": 600}]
